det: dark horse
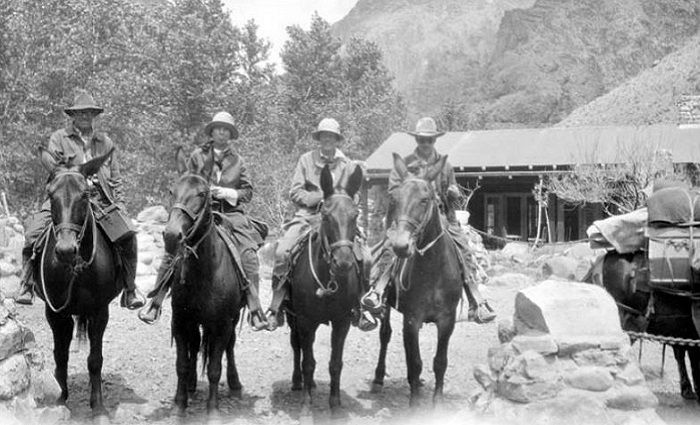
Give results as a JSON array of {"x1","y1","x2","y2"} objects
[
  {"x1": 34, "y1": 151, "x2": 122, "y2": 420},
  {"x1": 286, "y1": 163, "x2": 364, "y2": 414},
  {"x1": 164, "y1": 153, "x2": 246, "y2": 419},
  {"x1": 591, "y1": 251, "x2": 700, "y2": 401},
  {"x1": 372, "y1": 153, "x2": 463, "y2": 407}
]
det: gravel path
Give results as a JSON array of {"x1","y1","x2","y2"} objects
[{"x1": 14, "y1": 273, "x2": 700, "y2": 425}]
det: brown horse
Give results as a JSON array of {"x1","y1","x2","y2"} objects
[
  {"x1": 286, "y1": 163, "x2": 364, "y2": 414},
  {"x1": 34, "y1": 151, "x2": 121, "y2": 420},
  {"x1": 372, "y1": 153, "x2": 463, "y2": 407},
  {"x1": 164, "y1": 155, "x2": 245, "y2": 419},
  {"x1": 591, "y1": 251, "x2": 700, "y2": 401}
]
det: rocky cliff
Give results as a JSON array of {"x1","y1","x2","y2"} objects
[{"x1": 333, "y1": 0, "x2": 700, "y2": 126}]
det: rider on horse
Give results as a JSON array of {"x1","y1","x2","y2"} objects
[
  {"x1": 361, "y1": 117, "x2": 496, "y2": 323},
  {"x1": 265, "y1": 118, "x2": 373, "y2": 331},
  {"x1": 139, "y1": 112, "x2": 268, "y2": 330},
  {"x1": 16, "y1": 92, "x2": 145, "y2": 309}
]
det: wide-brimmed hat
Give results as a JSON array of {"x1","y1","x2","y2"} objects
[
  {"x1": 407, "y1": 117, "x2": 445, "y2": 138},
  {"x1": 204, "y1": 111, "x2": 239, "y2": 139},
  {"x1": 64, "y1": 92, "x2": 104, "y2": 116},
  {"x1": 311, "y1": 118, "x2": 344, "y2": 141}
]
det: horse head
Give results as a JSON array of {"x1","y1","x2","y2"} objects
[
  {"x1": 46, "y1": 149, "x2": 112, "y2": 265},
  {"x1": 389, "y1": 152, "x2": 447, "y2": 258},
  {"x1": 164, "y1": 147, "x2": 212, "y2": 255},
  {"x1": 319, "y1": 162, "x2": 363, "y2": 274}
]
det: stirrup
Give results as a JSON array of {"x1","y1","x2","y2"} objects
[
  {"x1": 265, "y1": 309, "x2": 285, "y2": 331},
  {"x1": 248, "y1": 309, "x2": 268, "y2": 332},
  {"x1": 138, "y1": 301, "x2": 162, "y2": 325},
  {"x1": 356, "y1": 310, "x2": 378, "y2": 332},
  {"x1": 474, "y1": 302, "x2": 496, "y2": 324},
  {"x1": 360, "y1": 291, "x2": 384, "y2": 315}
]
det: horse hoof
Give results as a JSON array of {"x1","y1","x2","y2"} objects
[
  {"x1": 230, "y1": 388, "x2": 242, "y2": 399},
  {"x1": 92, "y1": 413, "x2": 110, "y2": 425},
  {"x1": 681, "y1": 389, "x2": 697, "y2": 400},
  {"x1": 371, "y1": 382, "x2": 383, "y2": 394},
  {"x1": 292, "y1": 381, "x2": 303, "y2": 391}
]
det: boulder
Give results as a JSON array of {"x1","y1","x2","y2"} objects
[
  {"x1": 0, "y1": 354, "x2": 30, "y2": 400},
  {"x1": 0, "y1": 260, "x2": 18, "y2": 277},
  {"x1": 564, "y1": 366, "x2": 614, "y2": 392},
  {"x1": 28, "y1": 367, "x2": 61, "y2": 405},
  {"x1": 0, "y1": 320, "x2": 26, "y2": 361},
  {"x1": 605, "y1": 385, "x2": 658, "y2": 411},
  {"x1": 136, "y1": 206, "x2": 168, "y2": 224},
  {"x1": 514, "y1": 280, "x2": 623, "y2": 345},
  {"x1": 511, "y1": 334, "x2": 558, "y2": 356},
  {"x1": 541, "y1": 255, "x2": 580, "y2": 280},
  {"x1": 501, "y1": 242, "x2": 531, "y2": 263},
  {"x1": 489, "y1": 272, "x2": 534, "y2": 288}
]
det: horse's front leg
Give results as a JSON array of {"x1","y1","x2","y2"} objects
[
  {"x1": 372, "y1": 308, "x2": 392, "y2": 393},
  {"x1": 46, "y1": 310, "x2": 74, "y2": 405},
  {"x1": 298, "y1": 318, "x2": 319, "y2": 408},
  {"x1": 403, "y1": 316, "x2": 423, "y2": 408},
  {"x1": 86, "y1": 307, "x2": 109, "y2": 418},
  {"x1": 674, "y1": 347, "x2": 695, "y2": 400},
  {"x1": 226, "y1": 313, "x2": 242, "y2": 398},
  {"x1": 329, "y1": 318, "x2": 351, "y2": 414},
  {"x1": 688, "y1": 347, "x2": 700, "y2": 403},
  {"x1": 433, "y1": 313, "x2": 456, "y2": 405},
  {"x1": 172, "y1": 316, "x2": 196, "y2": 416},
  {"x1": 206, "y1": 322, "x2": 232, "y2": 417},
  {"x1": 289, "y1": 313, "x2": 303, "y2": 391}
]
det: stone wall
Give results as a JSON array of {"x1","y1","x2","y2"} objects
[{"x1": 470, "y1": 280, "x2": 665, "y2": 425}]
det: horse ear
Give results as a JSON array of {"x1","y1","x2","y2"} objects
[
  {"x1": 176, "y1": 146, "x2": 188, "y2": 174},
  {"x1": 79, "y1": 148, "x2": 114, "y2": 177},
  {"x1": 424, "y1": 155, "x2": 448, "y2": 182},
  {"x1": 344, "y1": 164, "x2": 364, "y2": 198},
  {"x1": 320, "y1": 164, "x2": 334, "y2": 199},
  {"x1": 393, "y1": 153, "x2": 409, "y2": 181}
]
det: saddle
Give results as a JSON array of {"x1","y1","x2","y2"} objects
[{"x1": 212, "y1": 212, "x2": 251, "y2": 291}]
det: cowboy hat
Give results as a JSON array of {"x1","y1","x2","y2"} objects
[
  {"x1": 64, "y1": 92, "x2": 103, "y2": 116},
  {"x1": 204, "y1": 111, "x2": 239, "y2": 139},
  {"x1": 407, "y1": 117, "x2": 445, "y2": 138},
  {"x1": 311, "y1": 118, "x2": 344, "y2": 141}
]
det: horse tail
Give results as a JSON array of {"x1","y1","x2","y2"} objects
[{"x1": 75, "y1": 315, "x2": 89, "y2": 345}]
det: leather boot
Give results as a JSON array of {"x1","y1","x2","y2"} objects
[
  {"x1": 240, "y1": 249, "x2": 268, "y2": 331},
  {"x1": 464, "y1": 278, "x2": 496, "y2": 324},
  {"x1": 265, "y1": 276, "x2": 287, "y2": 331},
  {"x1": 118, "y1": 236, "x2": 145, "y2": 310},
  {"x1": 16, "y1": 249, "x2": 35, "y2": 305},
  {"x1": 138, "y1": 253, "x2": 176, "y2": 324}
]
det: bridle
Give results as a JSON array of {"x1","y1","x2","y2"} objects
[
  {"x1": 310, "y1": 193, "x2": 359, "y2": 297},
  {"x1": 169, "y1": 174, "x2": 213, "y2": 260},
  {"x1": 395, "y1": 179, "x2": 445, "y2": 256},
  {"x1": 41, "y1": 170, "x2": 97, "y2": 313}
]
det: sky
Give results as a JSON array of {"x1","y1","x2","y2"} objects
[{"x1": 223, "y1": 0, "x2": 359, "y2": 68}]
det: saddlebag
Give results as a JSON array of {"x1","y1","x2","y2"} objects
[
  {"x1": 93, "y1": 204, "x2": 137, "y2": 243},
  {"x1": 646, "y1": 226, "x2": 700, "y2": 291}
]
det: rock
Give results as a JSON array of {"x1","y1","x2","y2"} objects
[
  {"x1": 497, "y1": 319, "x2": 516, "y2": 343},
  {"x1": 0, "y1": 354, "x2": 30, "y2": 400},
  {"x1": 29, "y1": 367, "x2": 62, "y2": 405},
  {"x1": 514, "y1": 280, "x2": 623, "y2": 344},
  {"x1": 36, "y1": 405, "x2": 71, "y2": 424},
  {"x1": 3, "y1": 299, "x2": 17, "y2": 318},
  {"x1": 258, "y1": 242, "x2": 276, "y2": 268},
  {"x1": 564, "y1": 366, "x2": 614, "y2": 392},
  {"x1": 8, "y1": 395, "x2": 36, "y2": 424},
  {"x1": 513, "y1": 351, "x2": 559, "y2": 382},
  {"x1": 0, "y1": 304, "x2": 9, "y2": 326},
  {"x1": 136, "y1": 206, "x2": 168, "y2": 224},
  {"x1": 136, "y1": 233, "x2": 156, "y2": 251},
  {"x1": 572, "y1": 348, "x2": 619, "y2": 367},
  {"x1": 615, "y1": 363, "x2": 645, "y2": 387},
  {"x1": 0, "y1": 320, "x2": 26, "y2": 361},
  {"x1": 497, "y1": 374, "x2": 564, "y2": 403},
  {"x1": 488, "y1": 343, "x2": 517, "y2": 374},
  {"x1": 136, "y1": 261, "x2": 154, "y2": 277},
  {"x1": 541, "y1": 255, "x2": 580, "y2": 280},
  {"x1": 606, "y1": 385, "x2": 658, "y2": 411},
  {"x1": 501, "y1": 242, "x2": 531, "y2": 263},
  {"x1": 473, "y1": 364, "x2": 496, "y2": 391},
  {"x1": 0, "y1": 276, "x2": 20, "y2": 299},
  {"x1": 511, "y1": 334, "x2": 558, "y2": 355},
  {"x1": 0, "y1": 404, "x2": 21, "y2": 425},
  {"x1": 139, "y1": 251, "x2": 155, "y2": 266},
  {"x1": 0, "y1": 260, "x2": 18, "y2": 277},
  {"x1": 489, "y1": 272, "x2": 534, "y2": 288}
]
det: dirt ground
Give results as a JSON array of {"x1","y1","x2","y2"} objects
[{"x1": 13, "y1": 270, "x2": 700, "y2": 425}]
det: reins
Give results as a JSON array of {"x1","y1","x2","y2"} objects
[{"x1": 41, "y1": 199, "x2": 97, "y2": 314}]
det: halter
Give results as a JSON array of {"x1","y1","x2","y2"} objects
[
  {"x1": 41, "y1": 171, "x2": 97, "y2": 313},
  {"x1": 170, "y1": 174, "x2": 213, "y2": 261},
  {"x1": 395, "y1": 179, "x2": 445, "y2": 256},
  {"x1": 309, "y1": 193, "x2": 359, "y2": 297}
]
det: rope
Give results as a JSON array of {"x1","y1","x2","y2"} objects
[
  {"x1": 625, "y1": 330, "x2": 700, "y2": 347},
  {"x1": 470, "y1": 227, "x2": 589, "y2": 245}
]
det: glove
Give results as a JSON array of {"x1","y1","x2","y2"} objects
[
  {"x1": 211, "y1": 186, "x2": 238, "y2": 205},
  {"x1": 304, "y1": 190, "x2": 324, "y2": 207}
]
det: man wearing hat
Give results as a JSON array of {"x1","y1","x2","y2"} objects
[
  {"x1": 361, "y1": 117, "x2": 496, "y2": 323},
  {"x1": 139, "y1": 111, "x2": 268, "y2": 330},
  {"x1": 16, "y1": 92, "x2": 145, "y2": 309},
  {"x1": 265, "y1": 118, "x2": 372, "y2": 331}
]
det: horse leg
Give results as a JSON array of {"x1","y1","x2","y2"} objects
[
  {"x1": 372, "y1": 308, "x2": 392, "y2": 393},
  {"x1": 433, "y1": 314, "x2": 456, "y2": 406},
  {"x1": 688, "y1": 347, "x2": 700, "y2": 403},
  {"x1": 226, "y1": 318, "x2": 242, "y2": 398},
  {"x1": 173, "y1": 317, "x2": 196, "y2": 415},
  {"x1": 86, "y1": 308, "x2": 110, "y2": 418},
  {"x1": 298, "y1": 318, "x2": 319, "y2": 408},
  {"x1": 674, "y1": 347, "x2": 695, "y2": 400},
  {"x1": 289, "y1": 313, "x2": 303, "y2": 391},
  {"x1": 187, "y1": 325, "x2": 200, "y2": 395},
  {"x1": 206, "y1": 322, "x2": 232, "y2": 416},
  {"x1": 403, "y1": 316, "x2": 423, "y2": 408},
  {"x1": 329, "y1": 318, "x2": 351, "y2": 414},
  {"x1": 46, "y1": 310, "x2": 73, "y2": 405}
]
